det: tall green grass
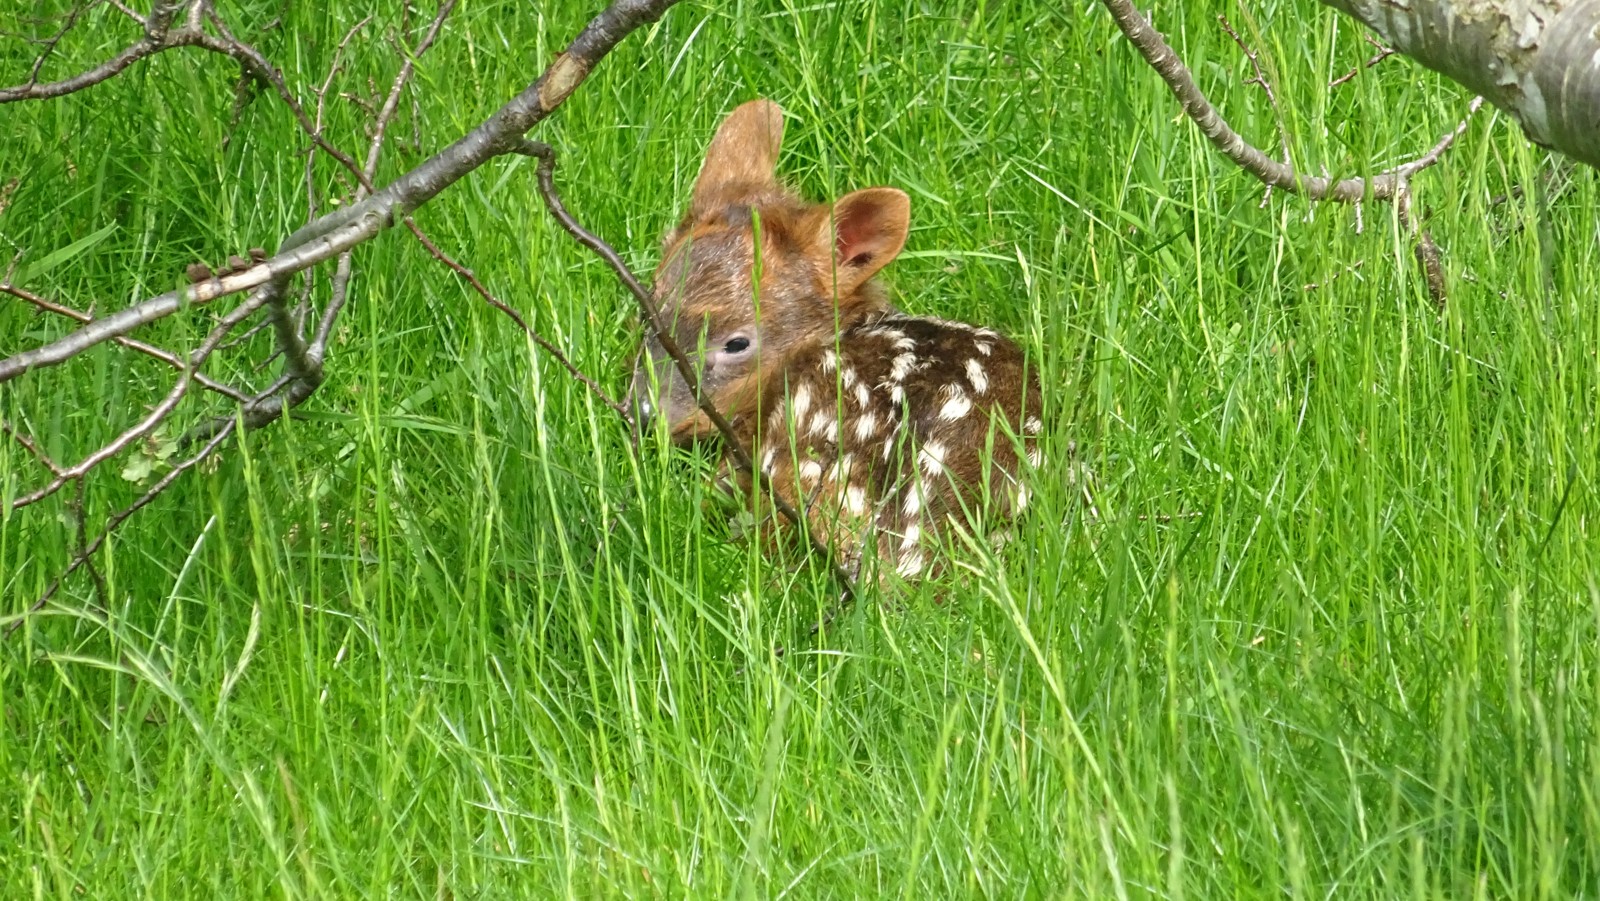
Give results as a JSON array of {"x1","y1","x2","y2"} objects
[{"x1": 3, "y1": 0, "x2": 1598, "y2": 895}]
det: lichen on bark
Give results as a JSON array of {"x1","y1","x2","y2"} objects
[{"x1": 1321, "y1": 0, "x2": 1600, "y2": 169}]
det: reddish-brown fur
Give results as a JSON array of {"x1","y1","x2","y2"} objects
[{"x1": 631, "y1": 99, "x2": 1043, "y2": 579}]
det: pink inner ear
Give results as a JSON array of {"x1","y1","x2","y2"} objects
[{"x1": 835, "y1": 200, "x2": 887, "y2": 267}]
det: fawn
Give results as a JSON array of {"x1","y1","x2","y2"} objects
[{"x1": 630, "y1": 99, "x2": 1043, "y2": 580}]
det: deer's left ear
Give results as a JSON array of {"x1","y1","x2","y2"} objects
[
  {"x1": 821, "y1": 188, "x2": 909, "y2": 297},
  {"x1": 691, "y1": 99, "x2": 786, "y2": 217}
]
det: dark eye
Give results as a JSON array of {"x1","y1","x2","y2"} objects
[{"x1": 723, "y1": 337, "x2": 751, "y2": 354}]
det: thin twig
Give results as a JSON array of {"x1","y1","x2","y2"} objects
[
  {"x1": 0, "y1": 0, "x2": 187, "y2": 102},
  {"x1": 3, "y1": 418, "x2": 65, "y2": 476},
  {"x1": 405, "y1": 220, "x2": 628, "y2": 417},
  {"x1": 306, "y1": 14, "x2": 375, "y2": 222},
  {"x1": 1216, "y1": 14, "x2": 1290, "y2": 206},
  {"x1": 1330, "y1": 35, "x2": 1397, "y2": 89},
  {"x1": 297, "y1": 15, "x2": 377, "y2": 349},
  {"x1": 1217, "y1": 15, "x2": 1277, "y2": 107},
  {"x1": 6, "y1": 419, "x2": 239, "y2": 636},
  {"x1": 366, "y1": 1, "x2": 456, "y2": 178},
  {"x1": 310, "y1": 252, "x2": 354, "y2": 359},
  {"x1": 69, "y1": 477, "x2": 110, "y2": 609},
  {"x1": 19, "y1": 0, "x2": 99, "y2": 88}
]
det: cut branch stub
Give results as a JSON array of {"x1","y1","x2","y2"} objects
[{"x1": 1320, "y1": 0, "x2": 1600, "y2": 171}]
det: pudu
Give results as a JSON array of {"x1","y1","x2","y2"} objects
[{"x1": 631, "y1": 99, "x2": 1043, "y2": 579}]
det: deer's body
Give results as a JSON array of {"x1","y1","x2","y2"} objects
[{"x1": 631, "y1": 99, "x2": 1043, "y2": 579}]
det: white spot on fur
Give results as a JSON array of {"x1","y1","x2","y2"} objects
[
  {"x1": 1013, "y1": 485, "x2": 1031, "y2": 512},
  {"x1": 760, "y1": 447, "x2": 776, "y2": 475},
  {"x1": 820, "y1": 349, "x2": 838, "y2": 374},
  {"x1": 790, "y1": 383, "x2": 812, "y2": 423},
  {"x1": 853, "y1": 383, "x2": 871, "y2": 408},
  {"x1": 919, "y1": 441, "x2": 947, "y2": 476},
  {"x1": 964, "y1": 359, "x2": 988, "y2": 394},
  {"x1": 889, "y1": 384, "x2": 905, "y2": 405},
  {"x1": 1027, "y1": 446, "x2": 1042, "y2": 468},
  {"x1": 939, "y1": 391, "x2": 972, "y2": 421},
  {"x1": 808, "y1": 411, "x2": 838, "y2": 443},
  {"x1": 903, "y1": 483, "x2": 923, "y2": 517},
  {"x1": 854, "y1": 411, "x2": 877, "y2": 441},
  {"x1": 1024, "y1": 416, "x2": 1043, "y2": 434},
  {"x1": 844, "y1": 484, "x2": 867, "y2": 516},
  {"x1": 975, "y1": 341, "x2": 993, "y2": 356},
  {"x1": 899, "y1": 523, "x2": 921, "y2": 550},
  {"x1": 892, "y1": 334, "x2": 916, "y2": 351},
  {"x1": 842, "y1": 367, "x2": 858, "y2": 389},
  {"x1": 889, "y1": 353, "x2": 917, "y2": 382},
  {"x1": 882, "y1": 436, "x2": 895, "y2": 462},
  {"x1": 896, "y1": 549, "x2": 924, "y2": 577},
  {"x1": 798, "y1": 460, "x2": 823, "y2": 485},
  {"x1": 827, "y1": 454, "x2": 854, "y2": 484}
]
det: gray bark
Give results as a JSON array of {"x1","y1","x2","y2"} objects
[{"x1": 1321, "y1": 0, "x2": 1600, "y2": 169}]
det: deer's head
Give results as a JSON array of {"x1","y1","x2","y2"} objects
[{"x1": 630, "y1": 99, "x2": 910, "y2": 442}]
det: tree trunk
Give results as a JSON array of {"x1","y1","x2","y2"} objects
[{"x1": 1321, "y1": 0, "x2": 1600, "y2": 170}]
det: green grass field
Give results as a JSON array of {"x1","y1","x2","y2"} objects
[{"x1": 4, "y1": 0, "x2": 1599, "y2": 896}]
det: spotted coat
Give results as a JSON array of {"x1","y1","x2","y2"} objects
[{"x1": 735, "y1": 314, "x2": 1042, "y2": 578}]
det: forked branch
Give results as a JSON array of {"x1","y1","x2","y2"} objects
[
  {"x1": 2, "y1": 0, "x2": 685, "y2": 627},
  {"x1": 1098, "y1": 0, "x2": 1478, "y2": 203}
]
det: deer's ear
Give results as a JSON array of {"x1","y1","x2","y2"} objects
[
  {"x1": 691, "y1": 99, "x2": 785, "y2": 214},
  {"x1": 822, "y1": 187, "x2": 910, "y2": 296}
]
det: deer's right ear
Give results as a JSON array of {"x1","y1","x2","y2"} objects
[
  {"x1": 823, "y1": 187, "x2": 910, "y2": 297},
  {"x1": 691, "y1": 99, "x2": 785, "y2": 215}
]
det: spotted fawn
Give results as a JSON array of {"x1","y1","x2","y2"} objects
[{"x1": 630, "y1": 99, "x2": 1044, "y2": 579}]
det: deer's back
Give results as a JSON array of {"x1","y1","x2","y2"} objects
[{"x1": 743, "y1": 313, "x2": 1043, "y2": 578}]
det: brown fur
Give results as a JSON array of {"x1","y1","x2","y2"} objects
[{"x1": 630, "y1": 99, "x2": 1044, "y2": 579}]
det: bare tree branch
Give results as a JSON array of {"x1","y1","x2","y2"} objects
[
  {"x1": 9, "y1": 287, "x2": 273, "y2": 511},
  {"x1": 3, "y1": 0, "x2": 686, "y2": 625},
  {"x1": 1320, "y1": 0, "x2": 1600, "y2": 171},
  {"x1": 1101, "y1": 0, "x2": 1482, "y2": 311},
  {"x1": 1, "y1": 0, "x2": 683, "y2": 385},
  {"x1": 1329, "y1": 34, "x2": 1397, "y2": 89},
  {"x1": 0, "y1": 0, "x2": 188, "y2": 102},
  {"x1": 1, "y1": 281, "x2": 252, "y2": 403}
]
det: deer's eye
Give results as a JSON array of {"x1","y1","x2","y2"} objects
[{"x1": 723, "y1": 336, "x2": 751, "y2": 354}]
